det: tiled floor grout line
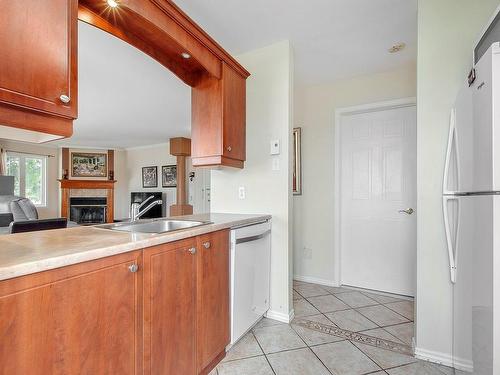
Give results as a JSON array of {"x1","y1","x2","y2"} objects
[
  {"x1": 381, "y1": 302, "x2": 414, "y2": 322},
  {"x1": 345, "y1": 337, "x2": 385, "y2": 373},
  {"x1": 250, "y1": 329, "x2": 277, "y2": 375},
  {"x1": 302, "y1": 294, "x2": 386, "y2": 330},
  {"x1": 287, "y1": 323, "x2": 335, "y2": 375},
  {"x1": 220, "y1": 353, "x2": 265, "y2": 364}
]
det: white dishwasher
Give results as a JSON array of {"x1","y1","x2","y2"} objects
[{"x1": 230, "y1": 220, "x2": 271, "y2": 344}]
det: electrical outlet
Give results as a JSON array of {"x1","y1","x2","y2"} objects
[
  {"x1": 238, "y1": 186, "x2": 246, "y2": 199},
  {"x1": 272, "y1": 157, "x2": 280, "y2": 171},
  {"x1": 303, "y1": 247, "x2": 312, "y2": 259}
]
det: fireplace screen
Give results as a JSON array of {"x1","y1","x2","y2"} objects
[{"x1": 70, "y1": 197, "x2": 107, "y2": 224}]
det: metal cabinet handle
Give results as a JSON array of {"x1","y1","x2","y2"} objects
[
  {"x1": 128, "y1": 264, "x2": 139, "y2": 273},
  {"x1": 188, "y1": 247, "x2": 197, "y2": 254},
  {"x1": 203, "y1": 241, "x2": 211, "y2": 249},
  {"x1": 398, "y1": 208, "x2": 414, "y2": 215},
  {"x1": 226, "y1": 146, "x2": 232, "y2": 152},
  {"x1": 59, "y1": 94, "x2": 70, "y2": 104}
]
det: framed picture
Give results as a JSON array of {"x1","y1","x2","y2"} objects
[
  {"x1": 71, "y1": 152, "x2": 107, "y2": 178},
  {"x1": 142, "y1": 166, "x2": 158, "y2": 188},
  {"x1": 162, "y1": 165, "x2": 177, "y2": 188},
  {"x1": 292, "y1": 127, "x2": 302, "y2": 195}
]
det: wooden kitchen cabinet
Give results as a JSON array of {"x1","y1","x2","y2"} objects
[
  {"x1": 0, "y1": 251, "x2": 142, "y2": 375},
  {"x1": 192, "y1": 63, "x2": 246, "y2": 168},
  {"x1": 0, "y1": 0, "x2": 77, "y2": 139},
  {"x1": 142, "y1": 238, "x2": 197, "y2": 375},
  {"x1": 0, "y1": 231, "x2": 230, "y2": 375},
  {"x1": 143, "y1": 230, "x2": 230, "y2": 375},
  {"x1": 196, "y1": 230, "x2": 231, "y2": 373}
]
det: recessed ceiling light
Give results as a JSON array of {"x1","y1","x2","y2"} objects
[
  {"x1": 181, "y1": 52, "x2": 191, "y2": 59},
  {"x1": 388, "y1": 43, "x2": 406, "y2": 53},
  {"x1": 107, "y1": 0, "x2": 119, "y2": 8}
]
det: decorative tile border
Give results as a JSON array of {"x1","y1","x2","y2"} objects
[{"x1": 294, "y1": 318, "x2": 414, "y2": 356}]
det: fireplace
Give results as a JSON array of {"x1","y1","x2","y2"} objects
[
  {"x1": 59, "y1": 179, "x2": 116, "y2": 223},
  {"x1": 70, "y1": 197, "x2": 107, "y2": 224}
]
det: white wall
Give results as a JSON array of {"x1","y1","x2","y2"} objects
[
  {"x1": 123, "y1": 143, "x2": 178, "y2": 217},
  {"x1": 293, "y1": 64, "x2": 416, "y2": 285},
  {"x1": 210, "y1": 41, "x2": 295, "y2": 321},
  {"x1": 0, "y1": 139, "x2": 59, "y2": 219},
  {"x1": 416, "y1": 0, "x2": 499, "y2": 364}
]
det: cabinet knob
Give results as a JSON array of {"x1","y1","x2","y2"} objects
[
  {"x1": 203, "y1": 241, "x2": 211, "y2": 249},
  {"x1": 128, "y1": 264, "x2": 139, "y2": 273},
  {"x1": 59, "y1": 94, "x2": 70, "y2": 104},
  {"x1": 188, "y1": 247, "x2": 197, "y2": 255},
  {"x1": 226, "y1": 145, "x2": 232, "y2": 152}
]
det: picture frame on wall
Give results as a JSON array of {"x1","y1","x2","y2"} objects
[
  {"x1": 162, "y1": 165, "x2": 177, "y2": 188},
  {"x1": 71, "y1": 152, "x2": 107, "y2": 178},
  {"x1": 293, "y1": 127, "x2": 302, "y2": 195},
  {"x1": 142, "y1": 166, "x2": 158, "y2": 188}
]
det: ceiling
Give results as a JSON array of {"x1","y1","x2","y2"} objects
[
  {"x1": 174, "y1": 0, "x2": 417, "y2": 85},
  {"x1": 59, "y1": 21, "x2": 191, "y2": 149}
]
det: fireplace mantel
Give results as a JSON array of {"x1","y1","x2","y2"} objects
[
  {"x1": 58, "y1": 179, "x2": 116, "y2": 189},
  {"x1": 59, "y1": 179, "x2": 116, "y2": 223}
]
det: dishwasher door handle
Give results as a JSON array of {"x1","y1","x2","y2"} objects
[{"x1": 235, "y1": 229, "x2": 271, "y2": 245}]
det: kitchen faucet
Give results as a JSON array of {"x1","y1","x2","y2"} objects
[{"x1": 130, "y1": 196, "x2": 163, "y2": 222}]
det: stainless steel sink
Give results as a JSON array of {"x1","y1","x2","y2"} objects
[{"x1": 98, "y1": 218, "x2": 211, "y2": 234}]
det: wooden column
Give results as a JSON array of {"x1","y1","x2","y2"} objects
[{"x1": 169, "y1": 137, "x2": 193, "y2": 216}]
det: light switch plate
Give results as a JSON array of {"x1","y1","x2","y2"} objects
[{"x1": 270, "y1": 139, "x2": 280, "y2": 155}]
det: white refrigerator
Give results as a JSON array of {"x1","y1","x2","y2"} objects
[{"x1": 443, "y1": 42, "x2": 500, "y2": 374}]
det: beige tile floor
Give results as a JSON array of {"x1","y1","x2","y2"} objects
[{"x1": 211, "y1": 281, "x2": 454, "y2": 375}]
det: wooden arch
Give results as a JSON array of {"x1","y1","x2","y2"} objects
[
  {"x1": 78, "y1": 0, "x2": 250, "y2": 86},
  {"x1": 78, "y1": 0, "x2": 249, "y2": 168}
]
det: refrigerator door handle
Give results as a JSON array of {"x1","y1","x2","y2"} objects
[
  {"x1": 443, "y1": 108, "x2": 460, "y2": 194},
  {"x1": 442, "y1": 196, "x2": 459, "y2": 283}
]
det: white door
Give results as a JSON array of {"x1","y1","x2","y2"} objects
[
  {"x1": 340, "y1": 104, "x2": 416, "y2": 296},
  {"x1": 188, "y1": 168, "x2": 211, "y2": 213}
]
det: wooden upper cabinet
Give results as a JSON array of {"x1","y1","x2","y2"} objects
[
  {"x1": 196, "y1": 230, "x2": 231, "y2": 373},
  {"x1": 0, "y1": 251, "x2": 142, "y2": 375},
  {"x1": 0, "y1": 0, "x2": 77, "y2": 124},
  {"x1": 143, "y1": 238, "x2": 197, "y2": 375},
  {"x1": 192, "y1": 63, "x2": 247, "y2": 168}
]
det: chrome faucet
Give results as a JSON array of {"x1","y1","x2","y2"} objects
[{"x1": 130, "y1": 196, "x2": 163, "y2": 222}]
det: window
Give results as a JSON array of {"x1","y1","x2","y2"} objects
[{"x1": 6, "y1": 152, "x2": 47, "y2": 206}]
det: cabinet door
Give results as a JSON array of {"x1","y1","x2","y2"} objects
[
  {"x1": 196, "y1": 230, "x2": 230, "y2": 372},
  {"x1": 222, "y1": 63, "x2": 246, "y2": 162},
  {"x1": 0, "y1": 251, "x2": 141, "y2": 375},
  {"x1": 143, "y1": 239, "x2": 197, "y2": 375},
  {"x1": 0, "y1": 0, "x2": 78, "y2": 118}
]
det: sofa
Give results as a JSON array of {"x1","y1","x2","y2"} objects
[{"x1": 0, "y1": 176, "x2": 70, "y2": 234}]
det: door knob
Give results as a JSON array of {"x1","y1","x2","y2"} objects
[
  {"x1": 226, "y1": 146, "x2": 232, "y2": 152},
  {"x1": 398, "y1": 208, "x2": 414, "y2": 215},
  {"x1": 188, "y1": 247, "x2": 197, "y2": 254},
  {"x1": 59, "y1": 94, "x2": 70, "y2": 104},
  {"x1": 203, "y1": 241, "x2": 211, "y2": 249},
  {"x1": 128, "y1": 264, "x2": 139, "y2": 273}
]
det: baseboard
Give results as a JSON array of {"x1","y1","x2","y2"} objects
[
  {"x1": 414, "y1": 347, "x2": 473, "y2": 372},
  {"x1": 293, "y1": 275, "x2": 338, "y2": 287},
  {"x1": 265, "y1": 308, "x2": 295, "y2": 323}
]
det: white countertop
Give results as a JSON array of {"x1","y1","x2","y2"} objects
[{"x1": 0, "y1": 213, "x2": 271, "y2": 281}]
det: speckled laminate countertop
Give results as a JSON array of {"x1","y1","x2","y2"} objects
[{"x1": 0, "y1": 213, "x2": 271, "y2": 281}]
